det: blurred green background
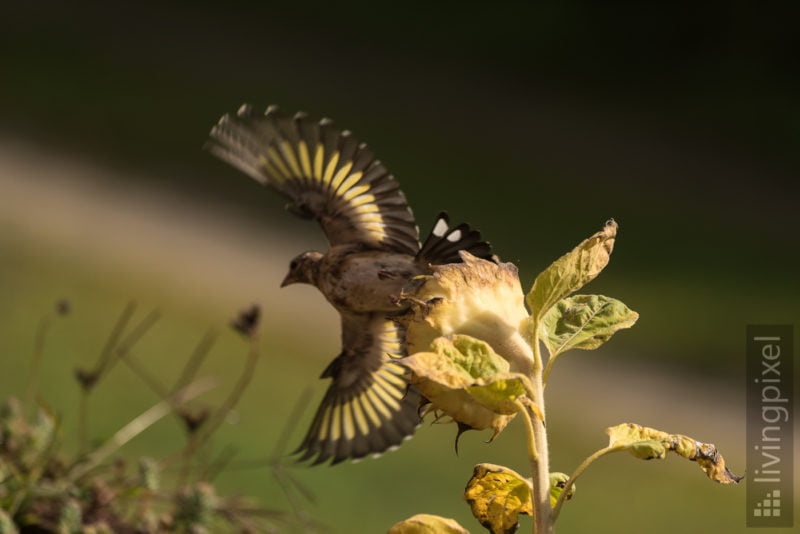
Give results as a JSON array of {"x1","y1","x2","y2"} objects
[{"x1": 1, "y1": 2, "x2": 797, "y2": 532}]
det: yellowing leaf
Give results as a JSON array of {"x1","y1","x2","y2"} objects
[
  {"x1": 464, "y1": 463, "x2": 532, "y2": 534},
  {"x1": 388, "y1": 514, "x2": 471, "y2": 534},
  {"x1": 539, "y1": 294, "x2": 638, "y2": 357},
  {"x1": 399, "y1": 336, "x2": 526, "y2": 434},
  {"x1": 527, "y1": 220, "x2": 617, "y2": 321},
  {"x1": 606, "y1": 423, "x2": 742, "y2": 484}
]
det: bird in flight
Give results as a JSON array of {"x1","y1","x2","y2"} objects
[{"x1": 206, "y1": 105, "x2": 495, "y2": 465}]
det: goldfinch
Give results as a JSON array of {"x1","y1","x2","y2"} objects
[{"x1": 206, "y1": 105, "x2": 495, "y2": 465}]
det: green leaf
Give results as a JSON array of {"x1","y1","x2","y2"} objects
[
  {"x1": 527, "y1": 220, "x2": 617, "y2": 321},
  {"x1": 539, "y1": 295, "x2": 638, "y2": 357},
  {"x1": 549, "y1": 472, "x2": 575, "y2": 507},
  {"x1": 444, "y1": 335, "x2": 511, "y2": 380},
  {"x1": 388, "y1": 514, "x2": 471, "y2": 534},
  {"x1": 466, "y1": 376, "x2": 527, "y2": 416},
  {"x1": 399, "y1": 335, "x2": 525, "y2": 434},
  {"x1": 464, "y1": 463, "x2": 532, "y2": 534},
  {"x1": 606, "y1": 423, "x2": 742, "y2": 484}
]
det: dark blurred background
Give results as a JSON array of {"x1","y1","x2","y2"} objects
[{"x1": 1, "y1": 2, "x2": 797, "y2": 532}]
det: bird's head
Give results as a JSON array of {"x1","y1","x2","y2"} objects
[{"x1": 281, "y1": 251, "x2": 324, "y2": 287}]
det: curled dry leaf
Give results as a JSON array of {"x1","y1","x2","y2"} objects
[
  {"x1": 399, "y1": 251, "x2": 534, "y2": 375},
  {"x1": 606, "y1": 423, "x2": 742, "y2": 484},
  {"x1": 539, "y1": 294, "x2": 638, "y2": 357},
  {"x1": 388, "y1": 513, "x2": 471, "y2": 534},
  {"x1": 527, "y1": 220, "x2": 617, "y2": 321},
  {"x1": 398, "y1": 335, "x2": 527, "y2": 436},
  {"x1": 464, "y1": 463, "x2": 532, "y2": 534}
]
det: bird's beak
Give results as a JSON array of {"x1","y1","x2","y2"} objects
[{"x1": 280, "y1": 273, "x2": 295, "y2": 288}]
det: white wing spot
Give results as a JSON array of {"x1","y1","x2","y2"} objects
[
  {"x1": 433, "y1": 218, "x2": 449, "y2": 237},
  {"x1": 447, "y1": 229, "x2": 462, "y2": 242}
]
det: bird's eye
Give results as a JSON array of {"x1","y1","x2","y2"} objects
[{"x1": 289, "y1": 260, "x2": 299, "y2": 271}]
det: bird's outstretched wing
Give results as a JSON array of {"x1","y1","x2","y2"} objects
[
  {"x1": 206, "y1": 105, "x2": 420, "y2": 255},
  {"x1": 295, "y1": 314, "x2": 421, "y2": 465}
]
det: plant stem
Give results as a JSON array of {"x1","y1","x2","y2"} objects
[
  {"x1": 529, "y1": 374, "x2": 552, "y2": 533},
  {"x1": 69, "y1": 377, "x2": 217, "y2": 482},
  {"x1": 178, "y1": 335, "x2": 260, "y2": 484},
  {"x1": 550, "y1": 445, "x2": 624, "y2": 522},
  {"x1": 542, "y1": 353, "x2": 559, "y2": 386},
  {"x1": 78, "y1": 390, "x2": 89, "y2": 455},
  {"x1": 531, "y1": 318, "x2": 544, "y2": 373},
  {"x1": 527, "y1": 318, "x2": 552, "y2": 534},
  {"x1": 513, "y1": 399, "x2": 538, "y2": 462},
  {"x1": 25, "y1": 314, "x2": 53, "y2": 418}
]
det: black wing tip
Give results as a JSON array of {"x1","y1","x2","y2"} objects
[{"x1": 417, "y1": 212, "x2": 496, "y2": 265}]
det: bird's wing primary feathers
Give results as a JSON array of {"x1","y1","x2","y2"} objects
[
  {"x1": 206, "y1": 105, "x2": 420, "y2": 255},
  {"x1": 295, "y1": 314, "x2": 421, "y2": 465},
  {"x1": 417, "y1": 211, "x2": 496, "y2": 265}
]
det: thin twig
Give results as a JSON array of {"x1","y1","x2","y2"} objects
[
  {"x1": 178, "y1": 334, "x2": 260, "y2": 483},
  {"x1": 106, "y1": 308, "x2": 162, "y2": 380},
  {"x1": 202, "y1": 444, "x2": 239, "y2": 481},
  {"x1": 271, "y1": 387, "x2": 313, "y2": 460},
  {"x1": 551, "y1": 445, "x2": 624, "y2": 521},
  {"x1": 119, "y1": 352, "x2": 168, "y2": 399},
  {"x1": 542, "y1": 353, "x2": 559, "y2": 386},
  {"x1": 197, "y1": 336, "x2": 259, "y2": 447},
  {"x1": 92, "y1": 302, "x2": 137, "y2": 382},
  {"x1": 115, "y1": 308, "x2": 161, "y2": 353},
  {"x1": 25, "y1": 313, "x2": 54, "y2": 417},
  {"x1": 78, "y1": 390, "x2": 89, "y2": 455},
  {"x1": 173, "y1": 330, "x2": 217, "y2": 392},
  {"x1": 68, "y1": 377, "x2": 218, "y2": 482}
]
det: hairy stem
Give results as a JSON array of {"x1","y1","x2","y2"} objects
[
  {"x1": 523, "y1": 318, "x2": 552, "y2": 534},
  {"x1": 529, "y1": 366, "x2": 552, "y2": 534}
]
